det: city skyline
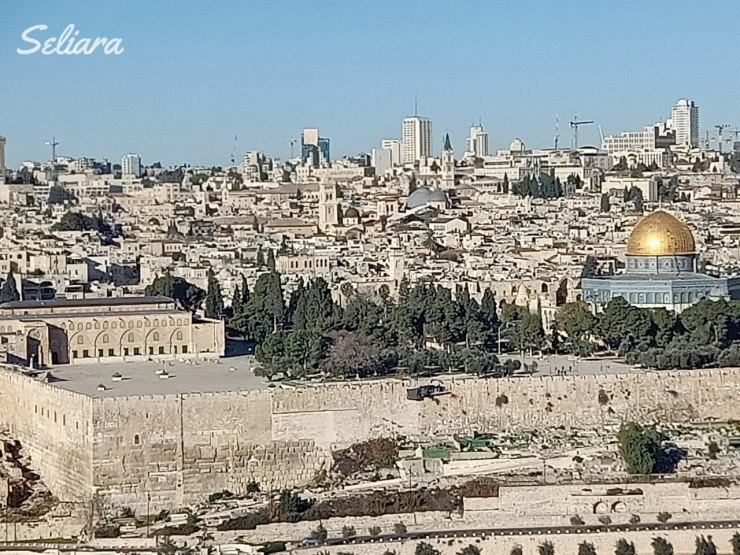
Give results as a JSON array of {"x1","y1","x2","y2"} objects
[{"x1": 1, "y1": 1, "x2": 738, "y2": 167}]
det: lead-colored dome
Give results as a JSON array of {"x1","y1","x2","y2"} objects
[{"x1": 626, "y1": 211, "x2": 695, "y2": 256}]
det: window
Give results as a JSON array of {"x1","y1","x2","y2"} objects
[
  {"x1": 98, "y1": 349, "x2": 103, "y2": 357},
  {"x1": 145, "y1": 320, "x2": 150, "y2": 327},
  {"x1": 86, "y1": 323, "x2": 92, "y2": 330},
  {"x1": 152, "y1": 332, "x2": 159, "y2": 341},
  {"x1": 137, "y1": 321, "x2": 142, "y2": 328},
  {"x1": 72, "y1": 350, "x2": 78, "y2": 358},
  {"x1": 77, "y1": 335, "x2": 83, "y2": 345},
  {"x1": 94, "y1": 321, "x2": 100, "y2": 329},
  {"x1": 176, "y1": 331, "x2": 183, "y2": 341},
  {"x1": 77, "y1": 323, "x2": 83, "y2": 331},
  {"x1": 154, "y1": 319, "x2": 159, "y2": 327},
  {"x1": 63, "y1": 415, "x2": 66, "y2": 426},
  {"x1": 103, "y1": 321, "x2": 108, "y2": 329},
  {"x1": 182, "y1": 345, "x2": 188, "y2": 354},
  {"x1": 134, "y1": 435, "x2": 140, "y2": 445},
  {"x1": 123, "y1": 347, "x2": 129, "y2": 356},
  {"x1": 158, "y1": 346, "x2": 165, "y2": 355},
  {"x1": 112, "y1": 322, "x2": 117, "y2": 329},
  {"x1": 128, "y1": 333, "x2": 134, "y2": 342},
  {"x1": 102, "y1": 334, "x2": 109, "y2": 344},
  {"x1": 134, "y1": 347, "x2": 140, "y2": 355},
  {"x1": 83, "y1": 350, "x2": 89, "y2": 358},
  {"x1": 108, "y1": 349, "x2": 114, "y2": 357},
  {"x1": 149, "y1": 347, "x2": 154, "y2": 355},
  {"x1": 128, "y1": 321, "x2": 133, "y2": 329}
]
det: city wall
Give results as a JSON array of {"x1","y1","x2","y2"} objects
[
  {"x1": 3, "y1": 366, "x2": 740, "y2": 513},
  {"x1": 0, "y1": 367, "x2": 93, "y2": 503}
]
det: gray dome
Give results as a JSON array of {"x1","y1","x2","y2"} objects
[
  {"x1": 407, "y1": 187, "x2": 447, "y2": 209},
  {"x1": 344, "y1": 207, "x2": 360, "y2": 219}
]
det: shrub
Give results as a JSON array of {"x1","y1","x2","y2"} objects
[
  {"x1": 94, "y1": 523, "x2": 120, "y2": 538},
  {"x1": 629, "y1": 514, "x2": 641, "y2": 525},
  {"x1": 119, "y1": 506, "x2": 135, "y2": 518},
  {"x1": 598, "y1": 389, "x2": 610, "y2": 405},
  {"x1": 278, "y1": 489, "x2": 313, "y2": 517},
  {"x1": 416, "y1": 542, "x2": 441, "y2": 555},
  {"x1": 216, "y1": 512, "x2": 269, "y2": 531},
  {"x1": 657, "y1": 512, "x2": 672, "y2": 523},
  {"x1": 258, "y1": 542, "x2": 286, "y2": 554},
  {"x1": 368, "y1": 526, "x2": 381, "y2": 536},
  {"x1": 394, "y1": 522, "x2": 407, "y2": 534},
  {"x1": 538, "y1": 541, "x2": 555, "y2": 555},
  {"x1": 155, "y1": 523, "x2": 199, "y2": 536},
  {"x1": 247, "y1": 481, "x2": 261, "y2": 494},
  {"x1": 510, "y1": 546, "x2": 523, "y2": 555},
  {"x1": 598, "y1": 515, "x2": 612, "y2": 525},
  {"x1": 707, "y1": 442, "x2": 720, "y2": 459},
  {"x1": 458, "y1": 546, "x2": 481, "y2": 555},
  {"x1": 651, "y1": 537, "x2": 674, "y2": 555},
  {"x1": 155, "y1": 509, "x2": 171, "y2": 522},
  {"x1": 311, "y1": 524, "x2": 328, "y2": 543},
  {"x1": 342, "y1": 525, "x2": 356, "y2": 538},
  {"x1": 209, "y1": 490, "x2": 234, "y2": 503},
  {"x1": 732, "y1": 533, "x2": 740, "y2": 555},
  {"x1": 615, "y1": 539, "x2": 636, "y2": 555},
  {"x1": 570, "y1": 514, "x2": 585, "y2": 526},
  {"x1": 578, "y1": 542, "x2": 596, "y2": 555}
]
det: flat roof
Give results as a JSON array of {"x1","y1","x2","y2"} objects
[
  {"x1": 47, "y1": 355, "x2": 267, "y2": 398},
  {"x1": 0, "y1": 296, "x2": 174, "y2": 310}
]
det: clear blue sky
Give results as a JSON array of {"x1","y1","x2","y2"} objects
[{"x1": 1, "y1": 1, "x2": 738, "y2": 167}]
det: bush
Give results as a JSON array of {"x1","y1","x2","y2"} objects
[
  {"x1": 119, "y1": 506, "x2": 135, "y2": 518},
  {"x1": 615, "y1": 539, "x2": 636, "y2": 555},
  {"x1": 94, "y1": 523, "x2": 121, "y2": 538},
  {"x1": 209, "y1": 490, "x2": 234, "y2": 503},
  {"x1": 368, "y1": 526, "x2": 381, "y2": 536},
  {"x1": 258, "y1": 542, "x2": 286, "y2": 554},
  {"x1": 155, "y1": 523, "x2": 199, "y2": 536},
  {"x1": 578, "y1": 542, "x2": 596, "y2": 555},
  {"x1": 618, "y1": 422, "x2": 663, "y2": 475},
  {"x1": 538, "y1": 541, "x2": 555, "y2": 555},
  {"x1": 311, "y1": 524, "x2": 328, "y2": 543},
  {"x1": 707, "y1": 442, "x2": 720, "y2": 459},
  {"x1": 598, "y1": 515, "x2": 612, "y2": 525},
  {"x1": 416, "y1": 543, "x2": 441, "y2": 555},
  {"x1": 652, "y1": 537, "x2": 674, "y2": 555},
  {"x1": 393, "y1": 522, "x2": 407, "y2": 534},
  {"x1": 458, "y1": 546, "x2": 481, "y2": 555},
  {"x1": 247, "y1": 481, "x2": 261, "y2": 494},
  {"x1": 510, "y1": 546, "x2": 523, "y2": 555},
  {"x1": 155, "y1": 509, "x2": 171, "y2": 522},
  {"x1": 570, "y1": 514, "x2": 585, "y2": 526},
  {"x1": 342, "y1": 525, "x2": 356, "y2": 538},
  {"x1": 278, "y1": 489, "x2": 313, "y2": 517},
  {"x1": 217, "y1": 512, "x2": 269, "y2": 531},
  {"x1": 657, "y1": 512, "x2": 672, "y2": 523},
  {"x1": 629, "y1": 514, "x2": 641, "y2": 525}
]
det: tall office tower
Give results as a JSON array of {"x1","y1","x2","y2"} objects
[
  {"x1": 371, "y1": 148, "x2": 392, "y2": 175},
  {"x1": 671, "y1": 99, "x2": 699, "y2": 148},
  {"x1": 402, "y1": 116, "x2": 432, "y2": 163},
  {"x1": 381, "y1": 139, "x2": 402, "y2": 167},
  {"x1": 121, "y1": 153, "x2": 142, "y2": 177},
  {"x1": 466, "y1": 125, "x2": 489, "y2": 158},
  {"x1": 0, "y1": 136, "x2": 5, "y2": 183},
  {"x1": 301, "y1": 128, "x2": 330, "y2": 166}
]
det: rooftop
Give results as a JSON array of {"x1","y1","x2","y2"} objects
[
  {"x1": 0, "y1": 295, "x2": 174, "y2": 310},
  {"x1": 46, "y1": 355, "x2": 267, "y2": 398}
]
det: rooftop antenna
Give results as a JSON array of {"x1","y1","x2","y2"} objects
[
  {"x1": 230, "y1": 134, "x2": 237, "y2": 164},
  {"x1": 44, "y1": 137, "x2": 59, "y2": 162},
  {"x1": 414, "y1": 92, "x2": 418, "y2": 117},
  {"x1": 598, "y1": 125, "x2": 605, "y2": 146},
  {"x1": 554, "y1": 116, "x2": 559, "y2": 150}
]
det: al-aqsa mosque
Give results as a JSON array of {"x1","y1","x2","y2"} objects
[{"x1": 582, "y1": 210, "x2": 740, "y2": 312}]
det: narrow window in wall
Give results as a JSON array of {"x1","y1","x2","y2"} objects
[{"x1": 134, "y1": 435, "x2": 140, "y2": 445}]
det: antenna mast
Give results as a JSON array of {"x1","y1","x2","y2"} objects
[{"x1": 44, "y1": 137, "x2": 59, "y2": 162}]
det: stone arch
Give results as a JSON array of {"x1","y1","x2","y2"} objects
[
  {"x1": 541, "y1": 282, "x2": 549, "y2": 293},
  {"x1": 593, "y1": 501, "x2": 608, "y2": 514},
  {"x1": 611, "y1": 501, "x2": 627, "y2": 513},
  {"x1": 120, "y1": 330, "x2": 144, "y2": 356},
  {"x1": 145, "y1": 327, "x2": 168, "y2": 355}
]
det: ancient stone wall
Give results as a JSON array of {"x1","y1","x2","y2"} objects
[
  {"x1": 92, "y1": 368, "x2": 740, "y2": 511},
  {"x1": 0, "y1": 367, "x2": 93, "y2": 504}
]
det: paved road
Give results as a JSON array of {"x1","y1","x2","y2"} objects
[{"x1": 304, "y1": 519, "x2": 740, "y2": 548}]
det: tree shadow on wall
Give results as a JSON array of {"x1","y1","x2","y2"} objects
[{"x1": 654, "y1": 442, "x2": 687, "y2": 473}]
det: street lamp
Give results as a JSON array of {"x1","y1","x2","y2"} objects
[{"x1": 497, "y1": 320, "x2": 519, "y2": 356}]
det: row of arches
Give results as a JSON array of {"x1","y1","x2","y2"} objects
[{"x1": 61, "y1": 317, "x2": 189, "y2": 332}]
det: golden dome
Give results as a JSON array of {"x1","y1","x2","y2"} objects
[{"x1": 626, "y1": 211, "x2": 695, "y2": 256}]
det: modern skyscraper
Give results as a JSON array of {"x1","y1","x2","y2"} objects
[
  {"x1": 121, "y1": 153, "x2": 142, "y2": 177},
  {"x1": 301, "y1": 128, "x2": 330, "y2": 166},
  {"x1": 381, "y1": 139, "x2": 402, "y2": 167},
  {"x1": 0, "y1": 136, "x2": 5, "y2": 184},
  {"x1": 670, "y1": 99, "x2": 699, "y2": 148},
  {"x1": 402, "y1": 116, "x2": 432, "y2": 163},
  {"x1": 466, "y1": 125, "x2": 489, "y2": 158}
]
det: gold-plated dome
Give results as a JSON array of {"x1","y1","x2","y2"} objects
[{"x1": 626, "y1": 211, "x2": 695, "y2": 256}]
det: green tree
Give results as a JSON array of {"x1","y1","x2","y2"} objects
[
  {"x1": 694, "y1": 535, "x2": 717, "y2": 555},
  {"x1": 256, "y1": 246, "x2": 265, "y2": 267},
  {"x1": 416, "y1": 542, "x2": 440, "y2": 555},
  {"x1": 731, "y1": 533, "x2": 740, "y2": 555},
  {"x1": 600, "y1": 193, "x2": 611, "y2": 212},
  {"x1": 580, "y1": 256, "x2": 599, "y2": 280},
  {"x1": 578, "y1": 542, "x2": 597, "y2": 555},
  {"x1": 458, "y1": 546, "x2": 481, "y2": 555},
  {"x1": 656, "y1": 512, "x2": 672, "y2": 523},
  {"x1": 310, "y1": 524, "x2": 327, "y2": 543},
  {"x1": 204, "y1": 269, "x2": 224, "y2": 319},
  {"x1": 510, "y1": 546, "x2": 523, "y2": 555},
  {"x1": 266, "y1": 249, "x2": 276, "y2": 272},
  {"x1": 0, "y1": 269, "x2": 20, "y2": 303},
  {"x1": 538, "y1": 541, "x2": 555, "y2": 555},
  {"x1": 145, "y1": 273, "x2": 205, "y2": 313},
  {"x1": 618, "y1": 422, "x2": 663, "y2": 475},
  {"x1": 652, "y1": 537, "x2": 674, "y2": 555},
  {"x1": 341, "y1": 526, "x2": 356, "y2": 538},
  {"x1": 393, "y1": 522, "x2": 407, "y2": 535},
  {"x1": 615, "y1": 538, "x2": 636, "y2": 555}
]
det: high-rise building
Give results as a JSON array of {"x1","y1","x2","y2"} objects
[
  {"x1": 121, "y1": 153, "x2": 142, "y2": 177},
  {"x1": 402, "y1": 116, "x2": 432, "y2": 163},
  {"x1": 301, "y1": 128, "x2": 330, "y2": 166},
  {"x1": 371, "y1": 148, "x2": 392, "y2": 176},
  {"x1": 381, "y1": 139, "x2": 402, "y2": 167},
  {"x1": 466, "y1": 125, "x2": 489, "y2": 158},
  {"x1": 0, "y1": 135, "x2": 5, "y2": 184},
  {"x1": 670, "y1": 99, "x2": 699, "y2": 148}
]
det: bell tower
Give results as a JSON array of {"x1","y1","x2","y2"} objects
[{"x1": 441, "y1": 133, "x2": 454, "y2": 189}]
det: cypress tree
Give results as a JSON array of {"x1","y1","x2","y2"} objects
[
  {"x1": 204, "y1": 269, "x2": 224, "y2": 319},
  {"x1": 0, "y1": 269, "x2": 20, "y2": 303}
]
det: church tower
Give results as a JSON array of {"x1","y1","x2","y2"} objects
[
  {"x1": 441, "y1": 133, "x2": 455, "y2": 189},
  {"x1": 318, "y1": 172, "x2": 340, "y2": 232}
]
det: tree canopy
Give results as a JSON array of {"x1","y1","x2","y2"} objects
[{"x1": 145, "y1": 273, "x2": 205, "y2": 313}]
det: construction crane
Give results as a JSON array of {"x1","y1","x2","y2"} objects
[
  {"x1": 44, "y1": 137, "x2": 59, "y2": 162},
  {"x1": 569, "y1": 117, "x2": 593, "y2": 150},
  {"x1": 714, "y1": 124, "x2": 731, "y2": 153},
  {"x1": 289, "y1": 138, "x2": 296, "y2": 159}
]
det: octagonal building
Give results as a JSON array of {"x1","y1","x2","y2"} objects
[{"x1": 582, "y1": 210, "x2": 740, "y2": 312}]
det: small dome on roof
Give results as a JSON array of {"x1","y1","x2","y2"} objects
[
  {"x1": 344, "y1": 207, "x2": 360, "y2": 219},
  {"x1": 407, "y1": 187, "x2": 448, "y2": 209}
]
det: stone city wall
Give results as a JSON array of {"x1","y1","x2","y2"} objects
[
  {"x1": 92, "y1": 368, "x2": 740, "y2": 511},
  {"x1": 0, "y1": 367, "x2": 93, "y2": 503}
]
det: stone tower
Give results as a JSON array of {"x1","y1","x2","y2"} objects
[
  {"x1": 441, "y1": 133, "x2": 454, "y2": 189},
  {"x1": 318, "y1": 172, "x2": 339, "y2": 232}
]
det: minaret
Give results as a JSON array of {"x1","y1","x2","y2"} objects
[
  {"x1": 318, "y1": 172, "x2": 339, "y2": 232},
  {"x1": 441, "y1": 133, "x2": 454, "y2": 189}
]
